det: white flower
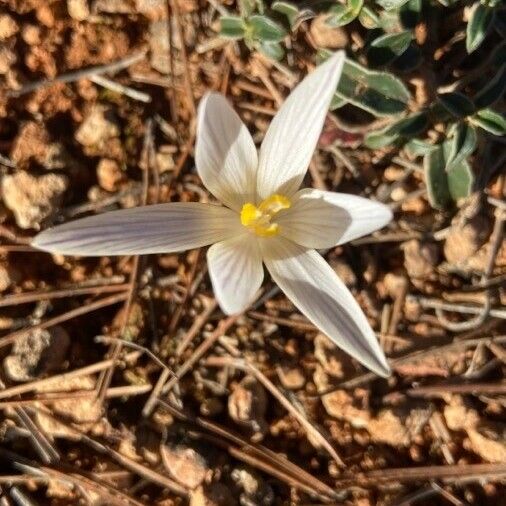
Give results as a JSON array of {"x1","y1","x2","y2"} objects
[{"x1": 32, "y1": 51, "x2": 392, "y2": 377}]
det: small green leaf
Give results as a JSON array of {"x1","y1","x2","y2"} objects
[
  {"x1": 446, "y1": 123, "x2": 477, "y2": 171},
  {"x1": 272, "y1": 2, "x2": 313, "y2": 30},
  {"x1": 358, "y1": 5, "x2": 380, "y2": 28},
  {"x1": 365, "y1": 131, "x2": 399, "y2": 149},
  {"x1": 474, "y1": 64, "x2": 506, "y2": 109},
  {"x1": 330, "y1": 94, "x2": 348, "y2": 110},
  {"x1": 470, "y1": 108, "x2": 506, "y2": 135},
  {"x1": 327, "y1": 0, "x2": 364, "y2": 27},
  {"x1": 220, "y1": 16, "x2": 247, "y2": 39},
  {"x1": 338, "y1": 58, "x2": 411, "y2": 116},
  {"x1": 376, "y1": 0, "x2": 410, "y2": 10},
  {"x1": 248, "y1": 15, "x2": 287, "y2": 42},
  {"x1": 447, "y1": 161, "x2": 474, "y2": 201},
  {"x1": 438, "y1": 92, "x2": 475, "y2": 118},
  {"x1": 405, "y1": 138, "x2": 437, "y2": 157},
  {"x1": 365, "y1": 112, "x2": 428, "y2": 147},
  {"x1": 466, "y1": 2, "x2": 495, "y2": 53},
  {"x1": 367, "y1": 30, "x2": 413, "y2": 66},
  {"x1": 319, "y1": 50, "x2": 411, "y2": 116},
  {"x1": 271, "y1": 1, "x2": 299, "y2": 27},
  {"x1": 425, "y1": 146, "x2": 451, "y2": 209},
  {"x1": 257, "y1": 41, "x2": 285, "y2": 60}
]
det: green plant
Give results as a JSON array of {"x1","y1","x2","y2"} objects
[{"x1": 218, "y1": 0, "x2": 505, "y2": 209}]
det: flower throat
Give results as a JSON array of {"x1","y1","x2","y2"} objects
[{"x1": 240, "y1": 194, "x2": 291, "y2": 237}]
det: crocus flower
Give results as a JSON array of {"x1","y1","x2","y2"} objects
[{"x1": 33, "y1": 51, "x2": 392, "y2": 376}]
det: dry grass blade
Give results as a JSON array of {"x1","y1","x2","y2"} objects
[
  {"x1": 205, "y1": 355, "x2": 345, "y2": 468},
  {"x1": 0, "y1": 283, "x2": 129, "y2": 308},
  {"x1": 0, "y1": 292, "x2": 129, "y2": 349},
  {"x1": 159, "y1": 400, "x2": 340, "y2": 502}
]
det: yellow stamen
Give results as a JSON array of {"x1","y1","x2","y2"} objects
[{"x1": 240, "y1": 194, "x2": 291, "y2": 237}]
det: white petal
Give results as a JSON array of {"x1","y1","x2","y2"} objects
[
  {"x1": 207, "y1": 234, "x2": 263, "y2": 315},
  {"x1": 256, "y1": 51, "x2": 345, "y2": 200},
  {"x1": 277, "y1": 189, "x2": 392, "y2": 248},
  {"x1": 262, "y1": 237, "x2": 390, "y2": 377},
  {"x1": 32, "y1": 203, "x2": 242, "y2": 256},
  {"x1": 196, "y1": 93, "x2": 258, "y2": 211}
]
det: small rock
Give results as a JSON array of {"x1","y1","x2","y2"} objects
[
  {"x1": 0, "y1": 47, "x2": 16, "y2": 75},
  {"x1": 149, "y1": 20, "x2": 171, "y2": 73},
  {"x1": 0, "y1": 264, "x2": 17, "y2": 292},
  {"x1": 0, "y1": 15, "x2": 19, "y2": 40},
  {"x1": 92, "y1": 0, "x2": 135, "y2": 13},
  {"x1": 310, "y1": 15, "x2": 348, "y2": 48},
  {"x1": 67, "y1": 0, "x2": 90, "y2": 20},
  {"x1": 466, "y1": 427, "x2": 506, "y2": 464},
  {"x1": 156, "y1": 151, "x2": 175, "y2": 172},
  {"x1": 190, "y1": 484, "x2": 236, "y2": 506},
  {"x1": 443, "y1": 396, "x2": 479, "y2": 431},
  {"x1": 403, "y1": 239, "x2": 439, "y2": 279},
  {"x1": 10, "y1": 121, "x2": 50, "y2": 166},
  {"x1": 136, "y1": 0, "x2": 167, "y2": 20},
  {"x1": 320, "y1": 388, "x2": 370, "y2": 428},
  {"x1": 1, "y1": 171, "x2": 68, "y2": 229},
  {"x1": 22, "y1": 24, "x2": 41, "y2": 45},
  {"x1": 314, "y1": 333, "x2": 346, "y2": 379},
  {"x1": 444, "y1": 206, "x2": 491, "y2": 266},
  {"x1": 161, "y1": 445, "x2": 208, "y2": 489},
  {"x1": 382, "y1": 272, "x2": 408, "y2": 299},
  {"x1": 3, "y1": 327, "x2": 70, "y2": 382},
  {"x1": 228, "y1": 376, "x2": 268, "y2": 438},
  {"x1": 96, "y1": 158, "x2": 125, "y2": 192},
  {"x1": 276, "y1": 365, "x2": 305, "y2": 390},
  {"x1": 40, "y1": 375, "x2": 102, "y2": 423},
  {"x1": 75, "y1": 105, "x2": 120, "y2": 147},
  {"x1": 231, "y1": 467, "x2": 274, "y2": 506},
  {"x1": 367, "y1": 409, "x2": 410, "y2": 447}
]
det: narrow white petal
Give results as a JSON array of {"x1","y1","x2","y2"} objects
[
  {"x1": 277, "y1": 189, "x2": 392, "y2": 248},
  {"x1": 262, "y1": 237, "x2": 390, "y2": 377},
  {"x1": 32, "y1": 203, "x2": 242, "y2": 256},
  {"x1": 196, "y1": 93, "x2": 258, "y2": 211},
  {"x1": 207, "y1": 234, "x2": 263, "y2": 315},
  {"x1": 256, "y1": 51, "x2": 345, "y2": 200}
]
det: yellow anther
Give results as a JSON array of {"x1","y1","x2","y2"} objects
[{"x1": 240, "y1": 194, "x2": 291, "y2": 237}]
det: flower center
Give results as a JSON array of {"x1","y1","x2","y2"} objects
[{"x1": 240, "y1": 194, "x2": 291, "y2": 237}]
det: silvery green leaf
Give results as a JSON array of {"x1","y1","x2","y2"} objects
[
  {"x1": 330, "y1": 94, "x2": 348, "y2": 110},
  {"x1": 249, "y1": 15, "x2": 287, "y2": 42},
  {"x1": 424, "y1": 146, "x2": 451, "y2": 210},
  {"x1": 358, "y1": 5, "x2": 380, "y2": 28},
  {"x1": 466, "y1": 2, "x2": 495, "y2": 53},
  {"x1": 327, "y1": 0, "x2": 364, "y2": 27},
  {"x1": 375, "y1": 0, "x2": 410, "y2": 11},
  {"x1": 474, "y1": 64, "x2": 506, "y2": 109},
  {"x1": 446, "y1": 158, "x2": 474, "y2": 202},
  {"x1": 405, "y1": 138, "x2": 437, "y2": 157},
  {"x1": 257, "y1": 41, "x2": 285, "y2": 60},
  {"x1": 470, "y1": 108, "x2": 506, "y2": 135},
  {"x1": 220, "y1": 16, "x2": 246, "y2": 39},
  {"x1": 367, "y1": 30, "x2": 413, "y2": 66},
  {"x1": 365, "y1": 112, "x2": 428, "y2": 148},
  {"x1": 438, "y1": 92, "x2": 475, "y2": 118},
  {"x1": 334, "y1": 56, "x2": 411, "y2": 116},
  {"x1": 446, "y1": 123, "x2": 477, "y2": 171},
  {"x1": 272, "y1": 1, "x2": 313, "y2": 29}
]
